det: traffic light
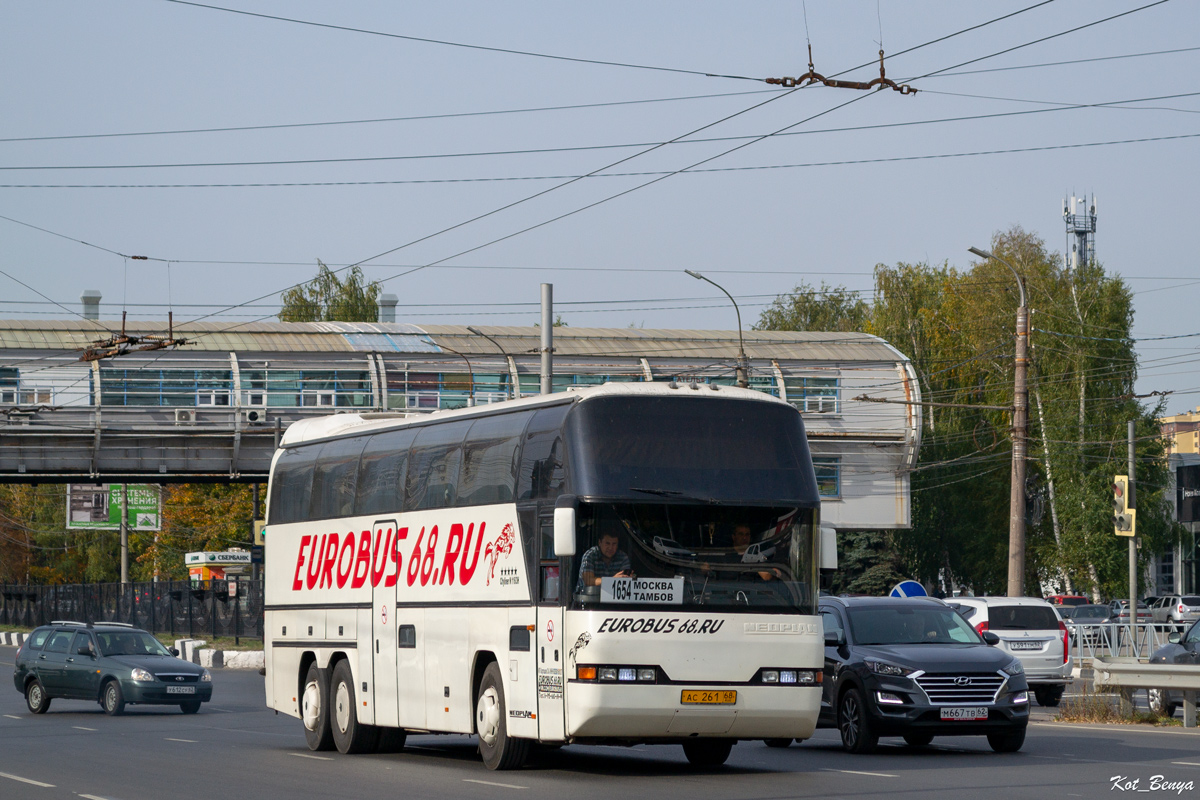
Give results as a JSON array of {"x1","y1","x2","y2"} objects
[{"x1": 1112, "y1": 475, "x2": 1136, "y2": 537}]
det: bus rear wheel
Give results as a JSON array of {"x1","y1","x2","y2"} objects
[
  {"x1": 682, "y1": 738, "x2": 734, "y2": 767},
  {"x1": 476, "y1": 662, "x2": 528, "y2": 770},
  {"x1": 302, "y1": 662, "x2": 334, "y2": 751},
  {"x1": 330, "y1": 660, "x2": 378, "y2": 754}
]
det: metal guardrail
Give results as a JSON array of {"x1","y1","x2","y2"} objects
[
  {"x1": 1068, "y1": 622, "x2": 1189, "y2": 662},
  {"x1": 1092, "y1": 656, "x2": 1200, "y2": 728}
]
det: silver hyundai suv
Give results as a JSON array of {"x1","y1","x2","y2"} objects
[{"x1": 947, "y1": 597, "x2": 1071, "y2": 707}]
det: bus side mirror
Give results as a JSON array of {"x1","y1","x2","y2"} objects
[
  {"x1": 554, "y1": 495, "x2": 578, "y2": 557},
  {"x1": 554, "y1": 507, "x2": 576, "y2": 557}
]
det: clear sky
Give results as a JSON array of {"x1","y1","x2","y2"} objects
[{"x1": 2, "y1": 1, "x2": 1197, "y2": 413}]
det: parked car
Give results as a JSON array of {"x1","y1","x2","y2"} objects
[
  {"x1": 1059, "y1": 604, "x2": 1112, "y2": 647},
  {"x1": 1107, "y1": 599, "x2": 1154, "y2": 625},
  {"x1": 12, "y1": 621, "x2": 212, "y2": 715},
  {"x1": 1146, "y1": 619, "x2": 1200, "y2": 717},
  {"x1": 1045, "y1": 595, "x2": 1089, "y2": 607},
  {"x1": 798, "y1": 596, "x2": 1029, "y2": 754},
  {"x1": 947, "y1": 597, "x2": 1071, "y2": 707},
  {"x1": 1152, "y1": 595, "x2": 1200, "y2": 627}
]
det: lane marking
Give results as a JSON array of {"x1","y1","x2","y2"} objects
[
  {"x1": 821, "y1": 768, "x2": 898, "y2": 778},
  {"x1": 0, "y1": 771, "x2": 55, "y2": 787},
  {"x1": 164, "y1": 738, "x2": 197, "y2": 743},
  {"x1": 3, "y1": 714, "x2": 21, "y2": 720},
  {"x1": 79, "y1": 794, "x2": 110, "y2": 800},
  {"x1": 463, "y1": 779, "x2": 528, "y2": 789},
  {"x1": 288, "y1": 752, "x2": 333, "y2": 761},
  {"x1": 72, "y1": 726, "x2": 97, "y2": 732},
  {"x1": 1172, "y1": 762, "x2": 1200, "y2": 767}
]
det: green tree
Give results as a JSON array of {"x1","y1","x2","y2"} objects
[
  {"x1": 758, "y1": 227, "x2": 1180, "y2": 597},
  {"x1": 754, "y1": 281, "x2": 870, "y2": 333},
  {"x1": 278, "y1": 260, "x2": 381, "y2": 323}
]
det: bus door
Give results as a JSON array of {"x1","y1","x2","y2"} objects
[
  {"x1": 372, "y1": 521, "x2": 400, "y2": 729},
  {"x1": 535, "y1": 511, "x2": 566, "y2": 740}
]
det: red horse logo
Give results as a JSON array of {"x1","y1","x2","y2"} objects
[{"x1": 484, "y1": 523, "x2": 516, "y2": 586}]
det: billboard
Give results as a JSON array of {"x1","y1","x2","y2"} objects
[
  {"x1": 1178, "y1": 465, "x2": 1200, "y2": 523},
  {"x1": 66, "y1": 483, "x2": 161, "y2": 530}
]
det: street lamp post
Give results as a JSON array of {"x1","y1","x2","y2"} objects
[
  {"x1": 467, "y1": 325, "x2": 513, "y2": 400},
  {"x1": 437, "y1": 343, "x2": 476, "y2": 407},
  {"x1": 968, "y1": 246, "x2": 1029, "y2": 598},
  {"x1": 684, "y1": 269, "x2": 749, "y2": 388}
]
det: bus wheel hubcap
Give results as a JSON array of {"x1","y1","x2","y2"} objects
[
  {"x1": 477, "y1": 686, "x2": 500, "y2": 746},
  {"x1": 302, "y1": 681, "x2": 321, "y2": 731},
  {"x1": 335, "y1": 681, "x2": 351, "y2": 733}
]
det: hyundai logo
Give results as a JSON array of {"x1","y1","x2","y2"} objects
[{"x1": 953, "y1": 676, "x2": 971, "y2": 686}]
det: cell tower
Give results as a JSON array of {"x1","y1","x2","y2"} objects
[{"x1": 1062, "y1": 193, "x2": 1097, "y2": 270}]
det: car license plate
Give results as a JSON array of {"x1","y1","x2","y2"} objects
[
  {"x1": 1009, "y1": 641, "x2": 1042, "y2": 651},
  {"x1": 940, "y1": 707, "x2": 988, "y2": 721},
  {"x1": 166, "y1": 686, "x2": 195, "y2": 695},
  {"x1": 681, "y1": 690, "x2": 736, "y2": 705}
]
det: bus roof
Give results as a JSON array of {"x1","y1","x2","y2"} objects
[{"x1": 279, "y1": 381, "x2": 789, "y2": 448}]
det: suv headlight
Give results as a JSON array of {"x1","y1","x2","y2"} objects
[
  {"x1": 1002, "y1": 660, "x2": 1024, "y2": 676},
  {"x1": 865, "y1": 660, "x2": 914, "y2": 677},
  {"x1": 200, "y1": 669, "x2": 212, "y2": 682},
  {"x1": 131, "y1": 668, "x2": 155, "y2": 682}
]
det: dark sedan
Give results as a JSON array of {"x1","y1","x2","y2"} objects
[
  {"x1": 13, "y1": 621, "x2": 212, "y2": 715},
  {"x1": 1147, "y1": 619, "x2": 1200, "y2": 717},
  {"x1": 804, "y1": 597, "x2": 1029, "y2": 754}
]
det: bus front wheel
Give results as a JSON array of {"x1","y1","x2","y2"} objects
[
  {"x1": 330, "y1": 660, "x2": 378, "y2": 754},
  {"x1": 302, "y1": 662, "x2": 335, "y2": 751},
  {"x1": 682, "y1": 738, "x2": 734, "y2": 767},
  {"x1": 476, "y1": 662, "x2": 529, "y2": 770}
]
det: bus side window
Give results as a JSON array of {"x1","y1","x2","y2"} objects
[
  {"x1": 516, "y1": 405, "x2": 571, "y2": 501},
  {"x1": 310, "y1": 436, "x2": 368, "y2": 520},
  {"x1": 269, "y1": 444, "x2": 318, "y2": 524},
  {"x1": 459, "y1": 412, "x2": 530, "y2": 506},
  {"x1": 355, "y1": 428, "x2": 416, "y2": 515},
  {"x1": 404, "y1": 421, "x2": 471, "y2": 511}
]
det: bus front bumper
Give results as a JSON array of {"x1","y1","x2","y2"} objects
[{"x1": 566, "y1": 683, "x2": 819, "y2": 740}]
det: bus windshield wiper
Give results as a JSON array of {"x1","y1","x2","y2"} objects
[{"x1": 629, "y1": 487, "x2": 719, "y2": 504}]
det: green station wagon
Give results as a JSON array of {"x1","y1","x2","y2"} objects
[{"x1": 12, "y1": 621, "x2": 212, "y2": 715}]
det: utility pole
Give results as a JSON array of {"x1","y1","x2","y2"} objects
[
  {"x1": 540, "y1": 283, "x2": 553, "y2": 395},
  {"x1": 1128, "y1": 419, "x2": 1137, "y2": 641},
  {"x1": 969, "y1": 247, "x2": 1028, "y2": 597},
  {"x1": 120, "y1": 484, "x2": 129, "y2": 585}
]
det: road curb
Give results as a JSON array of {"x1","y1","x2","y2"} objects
[{"x1": 174, "y1": 638, "x2": 263, "y2": 670}]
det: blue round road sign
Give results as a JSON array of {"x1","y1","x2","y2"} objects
[{"x1": 890, "y1": 580, "x2": 928, "y2": 598}]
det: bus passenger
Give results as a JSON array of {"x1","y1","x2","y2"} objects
[{"x1": 577, "y1": 531, "x2": 632, "y2": 589}]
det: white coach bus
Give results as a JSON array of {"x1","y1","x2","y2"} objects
[{"x1": 263, "y1": 382, "x2": 824, "y2": 769}]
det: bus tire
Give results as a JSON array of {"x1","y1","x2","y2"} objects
[
  {"x1": 682, "y1": 738, "x2": 734, "y2": 767},
  {"x1": 476, "y1": 662, "x2": 528, "y2": 770},
  {"x1": 763, "y1": 738, "x2": 793, "y2": 748},
  {"x1": 330, "y1": 660, "x2": 378, "y2": 754},
  {"x1": 302, "y1": 662, "x2": 335, "y2": 751}
]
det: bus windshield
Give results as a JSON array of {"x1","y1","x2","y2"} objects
[{"x1": 569, "y1": 502, "x2": 817, "y2": 615}]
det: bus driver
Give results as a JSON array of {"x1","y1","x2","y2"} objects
[{"x1": 577, "y1": 531, "x2": 632, "y2": 590}]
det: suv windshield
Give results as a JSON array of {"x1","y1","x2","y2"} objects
[
  {"x1": 569, "y1": 502, "x2": 817, "y2": 614},
  {"x1": 846, "y1": 605, "x2": 984, "y2": 645},
  {"x1": 987, "y1": 605, "x2": 1059, "y2": 631}
]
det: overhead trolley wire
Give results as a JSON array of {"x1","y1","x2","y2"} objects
[{"x1": 159, "y1": 0, "x2": 759, "y2": 81}]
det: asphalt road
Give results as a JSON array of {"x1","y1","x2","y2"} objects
[{"x1": 2, "y1": 644, "x2": 1199, "y2": 800}]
